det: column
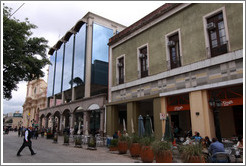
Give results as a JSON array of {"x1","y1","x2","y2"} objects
[
  {"x1": 59, "y1": 114, "x2": 64, "y2": 133},
  {"x1": 45, "y1": 117, "x2": 48, "y2": 128},
  {"x1": 189, "y1": 90, "x2": 215, "y2": 139},
  {"x1": 127, "y1": 102, "x2": 140, "y2": 135},
  {"x1": 69, "y1": 113, "x2": 74, "y2": 129},
  {"x1": 153, "y1": 97, "x2": 167, "y2": 141},
  {"x1": 99, "y1": 109, "x2": 104, "y2": 136},
  {"x1": 84, "y1": 17, "x2": 93, "y2": 98},
  {"x1": 106, "y1": 105, "x2": 118, "y2": 136},
  {"x1": 72, "y1": 87, "x2": 76, "y2": 101},
  {"x1": 62, "y1": 91, "x2": 65, "y2": 104},
  {"x1": 53, "y1": 95, "x2": 56, "y2": 106}
]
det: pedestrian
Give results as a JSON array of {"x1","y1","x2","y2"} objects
[{"x1": 17, "y1": 127, "x2": 36, "y2": 156}]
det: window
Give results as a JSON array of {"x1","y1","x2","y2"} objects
[
  {"x1": 207, "y1": 12, "x2": 228, "y2": 57},
  {"x1": 168, "y1": 33, "x2": 181, "y2": 69},
  {"x1": 139, "y1": 46, "x2": 148, "y2": 78},
  {"x1": 118, "y1": 57, "x2": 124, "y2": 84}
]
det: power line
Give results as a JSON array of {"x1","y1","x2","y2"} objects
[{"x1": 4, "y1": 3, "x2": 25, "y2": 23}]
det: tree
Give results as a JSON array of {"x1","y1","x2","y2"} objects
[{"x1": 3, "y1": 5, "x2": 50, "y2": 100}]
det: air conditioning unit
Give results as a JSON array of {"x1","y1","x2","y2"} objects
[
  {"x1": 206, "y1": 22, "x2": 216, "y2": 30},
  {"x1": 168, "y1": 41, "x2": 175, "y2": 47},
  {"x1": 139, "y1": 53, "x2": 146, "y2": 58}
]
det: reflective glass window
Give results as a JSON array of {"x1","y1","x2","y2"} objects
[
  {"x1": 73, "y1": 24, "x2": 86, "y2": 87},
  {"x1": 47, "y1": 52, "x2": 55, "y2": 97},
  {"x1": 54, "y1": 44, "x2": 64, "y2": 95},
  {"x1": 62, "y1": 35, "x2": 74, "y2": 91},
  {"x1": 91, "y1": 23, "x2": 113, "y2": 96}
]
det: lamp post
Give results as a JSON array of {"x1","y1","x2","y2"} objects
[{"x1": 209, "y1": 97, "x2": 222, "y2": 142}]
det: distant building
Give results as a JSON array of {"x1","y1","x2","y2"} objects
[
  {"x1": 3, "y1": 111, "x2": 23, "y2": 129},
  {"x1": 22, "y1": 79, "x2": 47, "y2": 127}
]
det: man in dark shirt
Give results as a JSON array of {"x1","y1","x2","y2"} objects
[{"x1": 17, "y1": 127, "x2": 36, "y2": 156}]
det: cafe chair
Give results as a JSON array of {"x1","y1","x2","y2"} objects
[{"x1": 211, "y1": 152, "x2": 231, "y2": 163}]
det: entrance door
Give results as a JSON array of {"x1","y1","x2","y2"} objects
[{"x1": 233, "y1": 105, "x2": 243, "y2": 136}]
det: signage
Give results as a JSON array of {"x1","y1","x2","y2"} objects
[
  {"x1": 167, "y1": 104, "x2": 190, "y2": 112},
  {"x1": 220, "y1": 98, "x2": 243, "y2": 107},
  {"x1": 160, "y1": 113, "x2": 166, "y2": 120}
]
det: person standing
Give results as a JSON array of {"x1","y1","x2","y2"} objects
[{"x1": 17, "y1": 127, "x2": 36, "y2": 156}]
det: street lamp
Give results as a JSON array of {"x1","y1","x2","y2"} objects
[{"x1": 209, "y1": 97, "x2": 222, "y2": 142}]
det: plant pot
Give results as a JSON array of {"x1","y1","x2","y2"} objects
[
  {"x1": 155, "y1": 150, "x2": 172, "y2": 163},
  {"x1": 141, "y1": 146, "x2": 154, "y2": 163},
  {"x1": 118, "y1": 141, "x2": 128, "y2": 154},
  {"x1": 129, "y1": 143, "x2": 141, "y2": 157},
  {"x1": 109, "y1": 146, "x2": 118, "y2": 151},
  {"x1": 188, "y1": 156, "x2": 205, "y2": 163}
]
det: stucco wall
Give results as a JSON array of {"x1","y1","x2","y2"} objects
[{"x1": 111, "y1": 3, "x2": 243, "y2": 86}]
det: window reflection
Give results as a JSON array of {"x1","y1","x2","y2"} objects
[
  {"x1": 54, "y1": 44, "x2": 64, "y2": 95},
  {"x1": 73, "y1": 24, "x2": 86, "y2": 99},
  {"x1": 63, "y1": 35, "x2": 73, "y2": 91},
  {"x1": 47, "y1": 52, "x2": 55, "y2": 97},
  {"x1": 91, "y1": 23, "x2": 113, "y2": 96}
]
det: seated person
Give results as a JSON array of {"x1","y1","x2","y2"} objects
[
  {"x1": 236, "y1": 135, "x2": 243, "y2": 149},
  {"x1": 208, "y1": 138, "x2": 227, "y2": 162},
  {"x1": 192, "y1": 132, "x2": 202, "y2": 142}
]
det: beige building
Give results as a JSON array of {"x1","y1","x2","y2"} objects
[
  {"x1": 107, "y1": 3, "x2": 243, "y2": 141},
  {"x1": 22, "y1": 79, "x2": 47, "y2": 127}
]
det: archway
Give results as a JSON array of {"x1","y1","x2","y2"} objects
[{"x1": 74, "y1": 106, "x2": 84, "y2": 135}]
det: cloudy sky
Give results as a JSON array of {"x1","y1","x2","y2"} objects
[{"x1": 2, "y1": 1, "x2": 165, "y2": 114}]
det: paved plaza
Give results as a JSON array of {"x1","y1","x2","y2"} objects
[{"x1": 3, "y1": 132, "x2": 140, "y2": 163}]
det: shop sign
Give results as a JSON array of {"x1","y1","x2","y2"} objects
[
  {"x1": 160, "y1": 113, "x2": 166, "y2": 120},
  {"x1": 167, "y1": 104, "x2": 190, "y2": 112},
  {"x1": 221, "y1": 98, "x2": 243, "y2": 107}
]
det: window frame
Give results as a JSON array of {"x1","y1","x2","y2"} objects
[
  {"x1": 165, "y1": 29, "x2": 182, "y2": 70},
  {"x1": 116, "y1": 54, "x2": 125, "y2": 85},
  {"x1": 203, "y1": 7, "x2": 230, "y2": 58},
  {"x1": 137, "y1": 43, "x2": 149, "y2": 78}
]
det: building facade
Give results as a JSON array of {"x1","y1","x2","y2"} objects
[
  {"x1": 3, "y1": 111, "x2": 23, "y2": 129},
  {"x1": 107, "y1": 3, "x2": 243, "y2": 140},
  {"x1": 39, "y1": 12, "x2": 125, "y2": 135},
  {"x1": 22, "y1": 79, "x2": 47, "y2": 127}
]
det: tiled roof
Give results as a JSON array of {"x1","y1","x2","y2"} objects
[{"x1": 108, "y1": 3, "x2": 181, "y2": 46}]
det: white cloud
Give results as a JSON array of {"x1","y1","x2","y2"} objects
[{"x1": 2, "y1": 1, "x2": 165, "y2": 114}]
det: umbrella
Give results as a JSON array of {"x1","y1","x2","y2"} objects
[
  {"x1": 163, "y1": 114, "x2": 174, "y2": 142},
  {"x1": 123, "y1": 118, "x2": 126, "y2": 131},
  {"x1": 145, "y1": 115, "x2": 152, "y2": 137},
  {"x1": 131, "y1": 118, "x2": 135, "y2": 133},
  {"x1": 138, "y1": 115, "x2": 145, "y2": 137}
]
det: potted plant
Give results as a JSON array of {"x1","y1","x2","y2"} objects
[
  {"x1": 53, "y1": 132, "x2": 58, "y2": 143},
  {"x1": 87, "y1": 135, "x2": 97, "y2": 150},
  {"x1": 140, "y1": 136, "x2": 155, "y2": 163},
  {"x1": 109, "y1": 139, "x2": 118, "y2": 151},
  {"x1": 74, "y1": 135, "x2": 82, "y2": 148},
  {"x1": 118, "y1": 135, "x2": 129, "y2": 154},
  {"x1": 152, "y1": 140, "x2": 173, "y2": 163},
  {"x1": 128, "y1": 134, "x2": 141, "y2": 157},
  {"x1": 63, "y1": 133, "x2": 69, "y2": 145},
  {"x1": 179, "y1": 143, "x2": 205, "y2": 163}
]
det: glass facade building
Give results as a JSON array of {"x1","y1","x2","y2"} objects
[{"x1": 40, "y1": 12, "x2": 126, "y2": 137}]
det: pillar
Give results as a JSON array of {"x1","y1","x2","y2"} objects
[
  {"x1": 59, "y1": 114, "x2": 64, "y2": 133},
  {"x1": 106, "y1": 105, "x2": 118, "y2": 136},
  {"x1": 100, "y1": 109, "x2": 104, "y2": 136},
  {"x1": 72, "y1": 87, "x2": 76, "y2": 101},
  {"x1": 189, "y1": 90, "x2": 215, "y2": 139},
  {"x1": 84, "y1": 16, "x2": 93, "y2": 98},
  {"x1": 153, "y1": 97, "x2": 167, "y2": 140},
  {"x1": 127, "y1": 102, "x2": 140, "y2": 135},
  {"x1": 53, "y1": 95, "x2": 56, "y2": 106},
  {"x1": 69, "y1": 113, "x2": 74, "y2": 129},
  {"x1": 62, "y1": 92, "x2": 65, "y2": 104},
  {"x1": 45, "y1": 117, "x2": 48, "y2": 128}
]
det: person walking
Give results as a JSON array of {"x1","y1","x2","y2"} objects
[{"x1": 17, "y1": 127, "x2": 36, "y2": 156}]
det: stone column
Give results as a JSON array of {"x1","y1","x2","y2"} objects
[
  {"x1": 127, "y1": 102, "x2": 140, "y2": 135},
  {"x1": 106, "y1": 105, "x2": 118, "y2": 136},
  {"x1": 53, "y1": 95, "x2": 56, "y2": 107},
  {"x1": 153, "y1": 97, "x2": 167, "y2": 140},
  {"x1": 62, "y1": 91, "x2": 65, "y2": 104},
  {"x1": 84, "y1": 17, "x2": 93, "y2": 98},
  {"x1": 59, "y1": 114, "x2": 64, "y2": 133},
  {"x1": 189, "y1": 90, "x2": 215, "y2": 139},
  {"x1": 99, "y1": 109, "x2": 104, "y2": 136},
  {"x1": 83, "y1": 112, "x2": 87, "y2": 135},
  {"x1": 72, "y1": 87, "x2": 76, "y2": 101},
  {"x1": 69, "y1": 113, "x2": 74, "y2": 129}
]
